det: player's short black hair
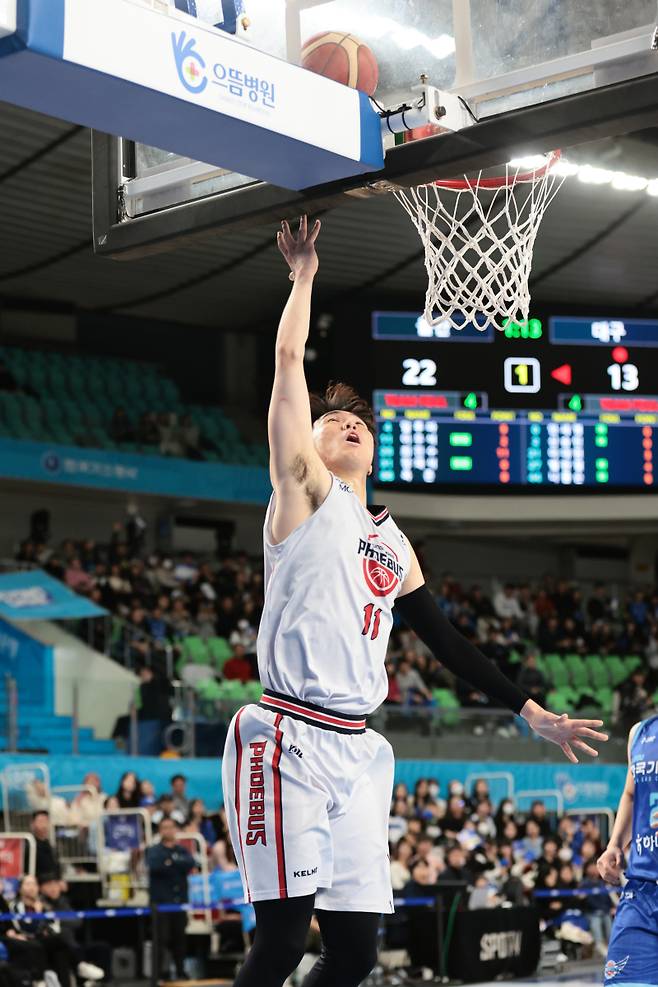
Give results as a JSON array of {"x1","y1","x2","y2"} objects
[{"x1": 309, "y1": 382, "x2": 376, "y2": 441}]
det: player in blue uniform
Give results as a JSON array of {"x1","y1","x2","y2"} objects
[{"x1": 598, "y1": 713, "x2": 658, "y2": 987}]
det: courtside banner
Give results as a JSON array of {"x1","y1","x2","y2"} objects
[{"x1": 0, "y1": 0, "x2": 384, "y2": 189}]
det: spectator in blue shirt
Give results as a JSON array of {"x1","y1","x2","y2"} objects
[{"x1": 146, "y1": 818, "x2": 195, "y2": 980}]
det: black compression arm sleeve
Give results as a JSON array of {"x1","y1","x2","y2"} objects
[{"x1": 394, "y1": 585, "x2": 529, "y2": 715}]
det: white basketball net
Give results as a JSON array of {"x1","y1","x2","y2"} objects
[{"x1": 395, "y1": 154, "x2": 564, "y2": 331}]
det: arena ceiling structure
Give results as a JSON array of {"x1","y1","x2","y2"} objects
[{"x1": 0, "y1": 102, "x2": 657, "y2": 331}]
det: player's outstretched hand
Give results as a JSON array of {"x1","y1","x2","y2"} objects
[
  {"x1": 277, "y1": 215, "x2": 321, "y2": 283},
  {"x1": 597, "y1": 846, "x2": 624, "y2": 885},
  {"x1": 523, "y1": 705, "x2": 608, "y2": 762}
]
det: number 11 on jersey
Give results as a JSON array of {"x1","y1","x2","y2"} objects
[{"x1": 362, "y1": 603, "x2": 382, "y2": 640}]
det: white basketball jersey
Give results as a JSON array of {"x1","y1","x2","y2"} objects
[{"x1": 257, "y1": 474, "x2": 411, "y2": 716}]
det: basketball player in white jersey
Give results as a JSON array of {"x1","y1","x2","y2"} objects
[{"x1": 222, "y1": 217, "x2": 608, "y2": 987}]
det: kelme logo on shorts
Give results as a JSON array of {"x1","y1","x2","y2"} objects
[{"x1": 293, "y1": 867, "x2": 318, "y2": 878}]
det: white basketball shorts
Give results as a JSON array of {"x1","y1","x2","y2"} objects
[{"x1": 221, "y1": 689, "x2": 395, "y2": 913}]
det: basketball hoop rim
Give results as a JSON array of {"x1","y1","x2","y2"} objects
[{"x1": 432, "y1": 150, "x2": 562, "y2": 191}]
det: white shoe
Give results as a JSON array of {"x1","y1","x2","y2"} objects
[
  {"x1": 77, "y1": 962, "x2": 104, "y2": 981},
  {"x1": 44, "y1": 973, "x2": 62, "y2": 987}
]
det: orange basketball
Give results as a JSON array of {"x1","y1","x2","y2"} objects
[{"x1": 301, "y1": 32, "x2": 379, "y2": 96}]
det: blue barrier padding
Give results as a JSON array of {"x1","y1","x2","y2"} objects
[
  {"x1": 0, "y1": 0, "x2": 384, "y2": 190},
  {"x1": 392, "y1": 897, "x2": 436, "y2": 907},
  {"x1": 0, "y1": 885, "x2": 616, "y2": 923},
  {"x1": 533, "y1": 887, "x2": 613, "y2": 898}
]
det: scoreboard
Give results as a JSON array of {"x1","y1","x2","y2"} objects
[{"x1": 372, "y1": 313, "x2": 658, "y2": 492}]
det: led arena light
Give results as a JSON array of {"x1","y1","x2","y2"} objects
[{"x1": 509, "y1": 154, "x2": 658, "y2": 198}]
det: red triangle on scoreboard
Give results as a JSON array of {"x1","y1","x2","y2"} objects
[{"x1": 551, "y1": 364, "x2": 572, "y2": 386}]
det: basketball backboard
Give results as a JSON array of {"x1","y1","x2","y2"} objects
[{"x1": 92, "y1": 0, "x2": 658, "y2": 257}]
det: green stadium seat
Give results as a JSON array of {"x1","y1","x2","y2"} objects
[
  {"x1": 217, "y1": 680, "x2": 247, "y2": 701},
  {"x1": 545, "y1": 654, "x2": 569, "y2": 688},
  {"x1": 624, "y1": 655, "x2": 643, "y2": 675},
  {"x1": 566, "y1": 654, "x2": 588, "y2": 688},
  {"x1": 595, "y1": 688, "x2": 614, "y2": 714},
  {"x1": 196, "y1": 678, "x2": 224, "y2": 702},
  {"x1": 181, "y1": 636, "x2": 210, "y2": 663},
  {"x1": 547, "y1": 688, "x2": 575, "y2": 713},
  {"x1": 244, "y1": 681, "x2": 263, "y2": 703},
  {"x1": 606, "y1": 655, "x2": 627, "y2": 687},
  {"x1": 207, "y1": 637, "x2": 233, "y2": 671},
  {"x1": 585, "y1": 655, "x2": 609, "y2": 688}
]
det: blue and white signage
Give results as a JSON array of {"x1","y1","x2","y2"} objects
[
  {"x1": 0, "y1": 570, "x2": 107, "y2": 621},
  {"x1": 0, "y1": 0, "x2": 383, "y2": 189},
  {"x1": 0, "y1": 437, "x2": 270, "y2": 503}
]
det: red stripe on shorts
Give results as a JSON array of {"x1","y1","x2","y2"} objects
[
  {"x1": 271, "y1": 713, "x2": 288, "y2": 899},
  {"x1": 233, "y1": 707, "x2": 251, "y2": 901}
]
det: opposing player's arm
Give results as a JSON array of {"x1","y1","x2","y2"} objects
[
  {"x1": 395, "y1": 539, "x2": 608, "y2": 761},
  {"x1": 598, "y1": 723, "x2": 638, "y2": 884},
  {"x1": 269, "y1": 219, "x2": 331, "y2": 537}
]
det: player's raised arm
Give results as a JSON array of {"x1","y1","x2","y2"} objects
[
  {"x1": 394, "y1": 542, "x2": 608, "y2": 762},
  {"x1": 268, "y1": 218, "x2": 331, "y2": 536}
]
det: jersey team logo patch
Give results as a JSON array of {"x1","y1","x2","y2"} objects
[
  {"x1": 605, "y1": 956, "x2": 629, "y2": 980},
  {"x1": 358, "y1": 536, "x2": 403, "y2": 597}
]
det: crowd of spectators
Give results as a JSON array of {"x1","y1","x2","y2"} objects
[
  {"x1": 12, "y1": 522, "x2": 658, "y2": 730},
  {"x1": 3, "y1": 771, "x2": 242, "y2": 984},
  {"x1": 1, "y1": 769, "x2": 616, "y2": 985},
  {"x1": 15, "y1": 518, "x2": 264, "y2": 681},
  {"x1": 385, "y1": 576, "x2": 658, "y2": 728},
  {"x1": 387, "y1": 777, "x2": 615, "y2": 959}
]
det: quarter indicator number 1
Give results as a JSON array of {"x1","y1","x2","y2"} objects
[{"x1": 504, "y1": 357, "x2": 541, "y2": 394}]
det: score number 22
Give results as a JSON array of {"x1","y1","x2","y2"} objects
[{"x1": 402, "y1": 359, "x2": 437, "y2": 386}]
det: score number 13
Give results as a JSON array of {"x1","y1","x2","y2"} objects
[{"x1": 607, "y1": 363, "x2": 639, "y2": 391}]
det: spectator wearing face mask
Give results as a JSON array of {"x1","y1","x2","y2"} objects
[{"x1": 494, "y1": 798, "x2": 516, "y2": 834}]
